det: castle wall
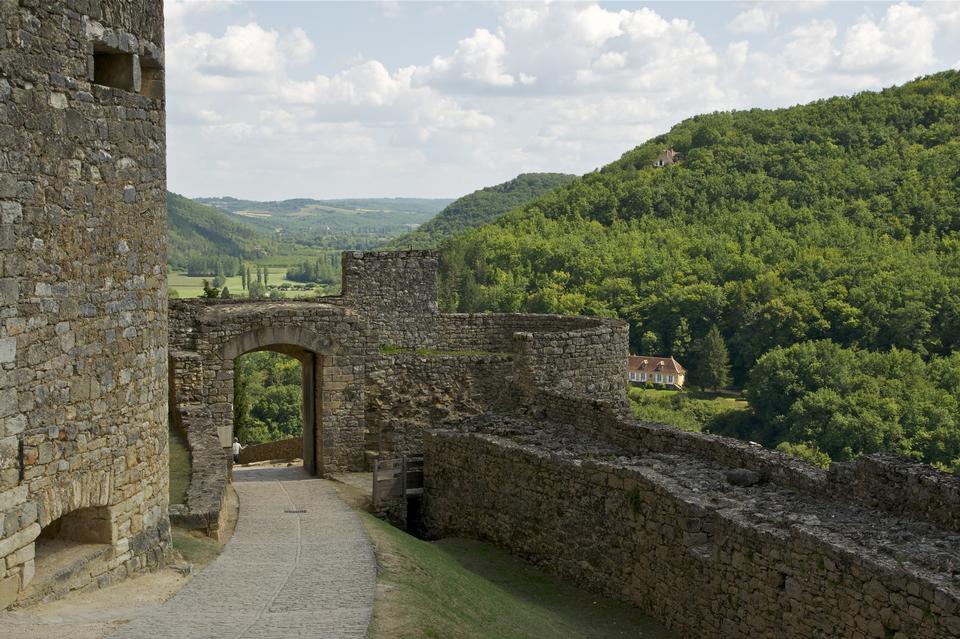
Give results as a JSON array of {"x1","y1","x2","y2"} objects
[
  {"x1": 364, "y1": 353, "x2": 514, "y2": 456},
  {"x1": 0, "y1": 1, "x2": 169, "y2": 607},
  {"x1": 340, "y1": 250, "x2": 439, "y2": 348},
  {"x1": 424, "y1": 417, "x2": 960, "y2": 639}
]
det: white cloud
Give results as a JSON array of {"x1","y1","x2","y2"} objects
[
  {"x1": 166, "y1": 2, "x2": 960, "y2": 199},
  {"x1": 418, "y1": 28, "x2": 517, "y2": 88},
  {"x1": 730, "y1": 7, "x2": 776, "y2": 34},
  {"x1": 839, "y1": 3, "x2": 936, "y2": 72}
]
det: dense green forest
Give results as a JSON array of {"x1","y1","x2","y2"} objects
[
  {"x1": 382, "y1": 173, "x2": 576, "y2": 249},
  {"x1": 439, "y1": 70, "x2": 960, "y2": 472},
  {"x1": 168, "y1": 192, "x2": 274, "y2": 270},
  {"x1": 233, "y1": 352, "x2": 303, "y2": 445}
]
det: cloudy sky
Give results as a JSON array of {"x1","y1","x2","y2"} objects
[{"x1": 165, "y1": 0, "x2": 960, "y2": 200}]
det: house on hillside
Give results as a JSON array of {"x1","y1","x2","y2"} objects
[
  {"x1": 653, "y1": 149, "x2": 681, "y2": 167},
  {"x1": 628, "y1": 355, "x2": 687, "y2": 389}
]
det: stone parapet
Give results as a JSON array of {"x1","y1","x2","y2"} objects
[{"x1": 424, "y1": 415, "x2": 960, "y2": 638}]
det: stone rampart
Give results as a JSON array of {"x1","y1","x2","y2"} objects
[
  {"x1": 238, "y1": 437, "x2": 303, "y2": 464},
  {"x1": 0, "y1": 0, "x2": 170, "y2": 607},
  {"x1": 514, "y1": 389, "x2": 960, "y2": 530},
  {"x1": 341, "y1": 250, "x2": 438, "y2": 348},
  {"x1": 434, "y1": 312, "x2": 609, "y2": 352},
  {"x1": 513, "y1": 322, "x2": 629, "y2": 406},
  {"x1": 365, "y1": 353, "x2": 514, "y2": 456},
  {"x1": 424, "y1": 415, "x2": 960, "y2": 638}
]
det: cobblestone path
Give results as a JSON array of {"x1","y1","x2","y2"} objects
[{"x1": 111, "y1": 466, "x2": 376, "y2": 638}]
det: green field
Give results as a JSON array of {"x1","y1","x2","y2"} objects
[{"x1": 168, "y1": 268, "x2": 336, "y2": 299}]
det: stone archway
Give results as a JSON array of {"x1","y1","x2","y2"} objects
[
  {"x1": 168, "y1": 301, "x2": 369, "y2": 534},
  {"x1": 221, "y1": 327, "x2": 329, "y2": 475}
]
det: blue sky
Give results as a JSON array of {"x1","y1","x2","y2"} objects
[{"x1": 165, "y1": 1, "x2": 960, "y2": 200}]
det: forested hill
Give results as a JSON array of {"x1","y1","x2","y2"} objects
[
  {"x1": 382, "y1": 173, "x2": 576, "y2": 249},
  {"x1": 168, "y1": 192, "x2": 273, "y2": 268},
  {"x1": 440, "y1": 70, "x2": 960, "y2": 470}
]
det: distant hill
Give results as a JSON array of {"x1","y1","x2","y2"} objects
[
  {"x1": 168, "y1": 192, "x2": 272, "y2": 268},
  {"x1": 382, "y1": 173, "x2": 576, "y2": 249},
  {"x1": 195, "y1": 196, "x2": 453, "y2": 251}
]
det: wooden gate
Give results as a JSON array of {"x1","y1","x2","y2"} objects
[{"x1": 372, "y1": 456, "x2": 424, "y2": 507}]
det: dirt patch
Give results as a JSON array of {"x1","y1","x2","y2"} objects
[{"x1": 0, "y1": 567, "x2": 190, "y2": 639}]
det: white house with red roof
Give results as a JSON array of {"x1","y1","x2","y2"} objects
[{"x1": 628, "y1": 355, "x2": 687, "y2": 389}]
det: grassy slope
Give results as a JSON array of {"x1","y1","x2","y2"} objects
[
  {"x1": 360, "y1": 512, "x2": 673, "y2": 639},
  {"x1": 382, "y1": 173, "x2": 576, "y2": 250}
]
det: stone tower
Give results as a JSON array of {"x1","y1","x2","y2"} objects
[{"x1": 0, "y1": 1, "x2": 169, "y2": 606}]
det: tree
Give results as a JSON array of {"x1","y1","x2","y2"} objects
[
  {"x1": 220, "y1": 286, "x2": 231, "y2": 299},
  {"x1": 263, "y1": 267, "x2": 269, "y2": 285},
  {"x1": 240, "y1": 265, "x2": 247, "y2": 290},
  {"x1": 639, "y1": 330, "x2": 661, "y2": 354},
  {"x1": 256, "y1": 265, "x2": 263, "y2": 285},
  {"x1": 201, "y1": 279, "x2": 220, "y2": 299},
  {"x1": 697, "y1": 325, "x2": 731, "y2": 392},
  {"x1": 213, "y1": 261, "x2": 226, "y2": 288},
  {"x1": 672, "y1": 317, "x2": 693, "y2": 361}
]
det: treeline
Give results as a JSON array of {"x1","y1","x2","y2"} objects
[
  {"x1": 438, "y1": 70, "x2": 960, "y2": 471},
  {"x1": 285, "y1": 254, "x2": 341, "y2": 283},
  {"x1": 233, "y1": 352, "x2": 302, "y2": 445}
]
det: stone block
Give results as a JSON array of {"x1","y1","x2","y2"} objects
[{"x1": 0, "y1": 572, "x2": 19, "y2": 609}]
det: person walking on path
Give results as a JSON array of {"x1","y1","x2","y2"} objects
[{"x1": 232, "y1": 437, "x2": 245, "y2": 464}]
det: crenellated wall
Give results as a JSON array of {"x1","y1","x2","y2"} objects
[{"x1": 0, "y1": 0, "x2": 170, "y2": 607}]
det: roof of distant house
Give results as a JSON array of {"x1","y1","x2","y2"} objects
[
  {"x1": 654, "y1": 149, "x2": 680, "y2": 165},
  {"x1": 628, "y1": 355, "x2": 686, "y2": 375}
]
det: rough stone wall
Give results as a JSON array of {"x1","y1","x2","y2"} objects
[
  {"x1": 434, "y1": 313, "x2": 608, "y2": 352},
  {"x1": 424, "y1": 417, "x2": 960, "y2": 639},
  {"x1": 365, "y1": 353, "x2": 514, "y2": 456},
  {"x1": 238, "y1": 437, "x2": 302, "y2": 464},
  {"x1": 515, "y1": 389, "x2": 960, "y2": 530},
  {"x1": 340, "y1": 250, "x2": 438, "y2": 348},
  {"x1": 0, "y1": 1, "x2": 170, "y2": 607},
  {"x1": 513, "y1": 322, "x2": 629, "y2": 406}
]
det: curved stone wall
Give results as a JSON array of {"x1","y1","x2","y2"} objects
[{"x1": 0, "y1": 0, "x2": 169, "y2": 606}]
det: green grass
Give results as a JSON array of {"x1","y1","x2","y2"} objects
[
  {"x1": 168, "y1": 427, "x2": 191, "y2": 506},
  {"x1": 360, "y1": 512, "x2": 674, "y2": 639},
  {"x1": 168, "y1": 268, "x2": 333, "y2": 299},
  {"x1": 628, "y1": 387, "x2": 749, "y2": 433},
  {"x1": 172, "y1": 529, "x2": 222, "y2": 566}
]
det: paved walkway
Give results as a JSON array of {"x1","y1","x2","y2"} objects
[{"x1": 111, "y1": 466, "x2": 376, "y2": 639}]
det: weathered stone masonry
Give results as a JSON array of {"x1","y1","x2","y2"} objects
[
  {"x1": 0, "y1": 1, "x2": 169, "y2": 607},
  {"x1": 168, "y1": 251, "x2": 629, "y2": 530},
  {"x1": 423, "y1": 393, "x2": 960, "y2": 639}
]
